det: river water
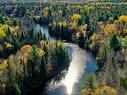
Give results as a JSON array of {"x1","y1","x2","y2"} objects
[{"x1": 35, "y1": 24, "x2": 98, "y2": 95}]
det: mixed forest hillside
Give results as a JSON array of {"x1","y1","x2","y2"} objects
[
  {"x1": 0, "y1": 0, "x2": 127, "y2": 4},
  {"x1": 0, "y1": 1, "x2": 127, "y2": 95}
]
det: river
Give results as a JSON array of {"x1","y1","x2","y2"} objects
[{"x1": 35, "y1": 24, "x2": 98, "y2": 95}]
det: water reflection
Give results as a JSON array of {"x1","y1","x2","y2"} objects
[
  {"x1": 62, "y1": 43, "x2": 87, "y2": 94},
  {"x1": 44, "y1": 44, "x2": 97, "y2": 95},
  {"x1": 35, "y1": 24, "x2": 98, "y2": 95},
  {"x1": 35, "y1": 24, "x2": 55, "y2": 41}
]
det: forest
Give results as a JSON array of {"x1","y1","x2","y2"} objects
[{"x1": 0, "y1": 1, "x2": 127, "y2": 95}]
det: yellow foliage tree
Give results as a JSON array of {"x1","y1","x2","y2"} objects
[
  {"x1": 5, "y1": 42, "x2": 13, "y2": 48},
  {"x1": 62, "y1": 21, "x2": 67, "y2": 27},
  {"x1": 42, "y1": 7, "x2": 49, "y2": 17},
  {"x1": 81, "y1": 88, "x2": 93, "y2": 95},
  {"x1": 0, "y1": 29, "x2": 6, "y2": 37},
  {"x1": 104, "y1": 24, "x2": 116, "y2": 37},
  {"x1": 119, "y1": 15, "x2": 127, "y2": 23},
  {"x1": 0, "y1": 60, "x2": 8, "y2": 70},
  {"x1": 91, "y1": 33, "x2": 99, "y2": 42},
  {"x1": 81, "y1": 80, "x2": 117, "y2": 95},
  {"x1": 95, "y1": 85, "x2": 117, "y2": 95},
  {"x1": 9, "y1": 26, "x2": 19, "y2": 32},
  {"x1": 71, "y1": 21, "x2": 77, "y2": 28},
  {"x1": 71, "y1": 14, "x2": 81, "y2": 21},
  {"x1": 37, "y1": 49, "x2": 45, "y2": 57},
  {"x1": 79, "y1": 24, "x2": 88, "y2": 32}
]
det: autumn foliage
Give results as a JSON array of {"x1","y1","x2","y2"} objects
[
  {"x1": 21, "y1": 45, "x2": 32, "y2": 64},
  {"x1": 119, "y1": 15, "x2": 127, "y2": 22},
  {"x1": 71, "y1": 14, "x2": 81, "y2": 21},
  {"x1": 81, "y1": 80, "x2": 117, "y2": 95}
]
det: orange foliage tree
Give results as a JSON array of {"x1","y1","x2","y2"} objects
[{"x1": 21, "y1": 45, "x2": 32, "y2": 64}]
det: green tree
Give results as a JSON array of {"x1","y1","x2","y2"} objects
[
  {"x1": 109, "y1": 33, "x2": 121, "y2": 52},
  {"x1": 13, "y1": 83, "x2": 21, "y2": 95},
  {"x1": 78, "y1": 32, "x2": 85, "y2": 48},
  {"x1": 96, "y1": 47, "x2": 107, "y2": 71},
  {"x1": 81, "y1": 73, "x2": 97, "y2": 89}
]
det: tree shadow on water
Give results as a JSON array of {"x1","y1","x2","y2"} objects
[
  {"x1": 44, "y1": 85, "x2": 68, "y2": 95},
  {"x1": 44, "y1": 82, "x2": 81, "y2": 95}
]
